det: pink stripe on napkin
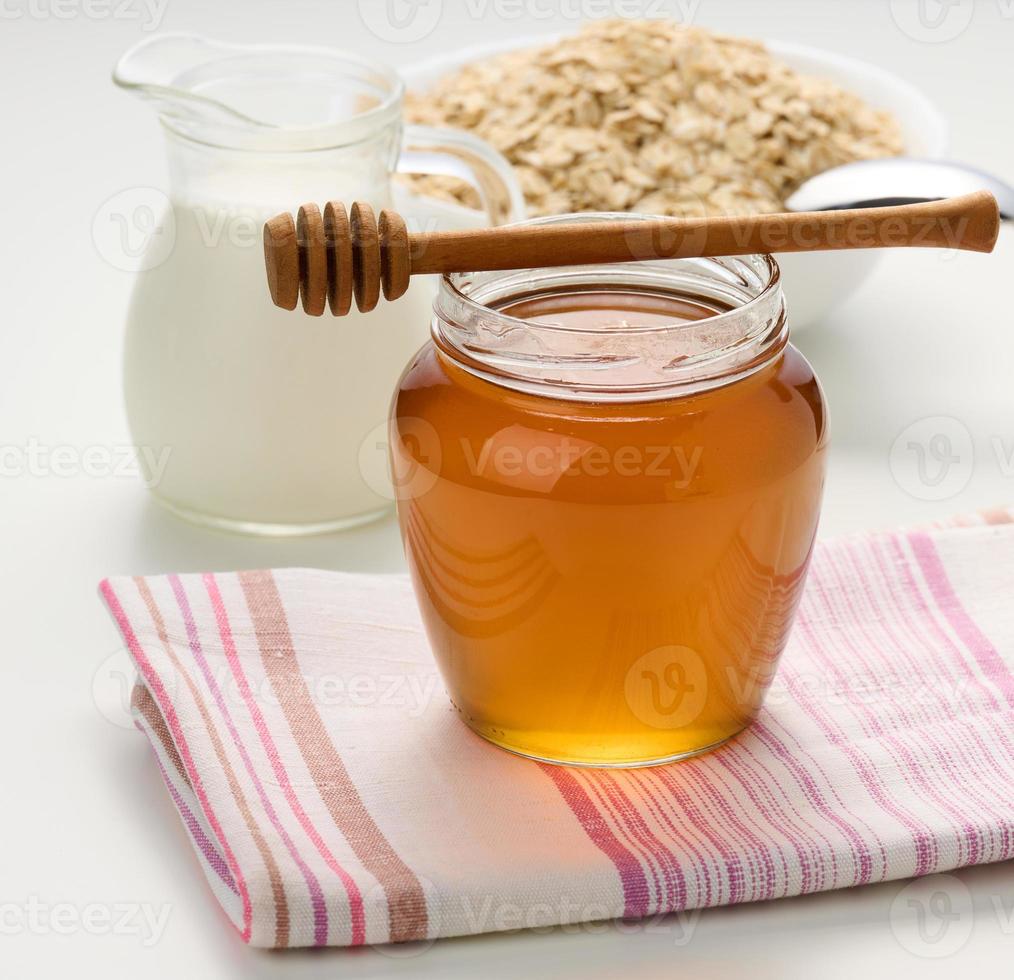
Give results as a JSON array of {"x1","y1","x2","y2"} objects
[{"x1": 99, "y1": 520, "x2": 1014, "y2": 948}]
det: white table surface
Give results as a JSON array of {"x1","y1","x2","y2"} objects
[{"x1": 2, "y1": 1, "x2": 1013, "y2": 976}]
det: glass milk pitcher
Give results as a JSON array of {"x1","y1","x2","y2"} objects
[{"x1": 113, "y1": 34, "x2": 524, "y2": 534}]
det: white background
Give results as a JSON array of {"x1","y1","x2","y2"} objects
[{"x1": 2, "y1": 0, "x2": 1013, "y2": 976}]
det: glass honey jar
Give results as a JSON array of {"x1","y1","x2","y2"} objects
[{"x1": 390, "y1": 214, "x2": 827, "y2": 767}]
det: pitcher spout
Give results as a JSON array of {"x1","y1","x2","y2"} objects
[
  {"x1": 113, "y1": 33, "x2": 406, "y2": 152},
  {"x1": 113, "y1": 34, "x2": 269, "y2": 133}
]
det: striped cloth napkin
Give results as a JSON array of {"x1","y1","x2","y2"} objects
[{"x1": 99, "y1": 516, "x2": 1014, "y2": 949}]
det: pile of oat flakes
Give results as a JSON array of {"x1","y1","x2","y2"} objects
[{"x1": 405, "y1": 20, "x2": 904, "y2": 217}]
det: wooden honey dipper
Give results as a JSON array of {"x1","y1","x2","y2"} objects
[{"x1": 263, "y1": 192, "x2": 1000, "y2": 316}]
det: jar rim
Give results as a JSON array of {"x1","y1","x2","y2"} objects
[
  {"x1": 440, "y1": 212, "x2": 783, "y2": 337},
  {"x1": 433, "y1": 213, "x2": 788, "y2": 403}
]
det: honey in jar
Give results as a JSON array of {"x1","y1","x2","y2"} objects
[{"x1": 391, "y1": 219, "x2": 826, "y2": 767}]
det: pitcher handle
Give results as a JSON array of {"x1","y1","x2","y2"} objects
[{"x1": 397, "y1": 124, "x2": 527, "y2": 227}]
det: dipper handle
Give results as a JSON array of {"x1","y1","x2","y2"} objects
[{"x1": 263, "y1": 191, "x2": 1000, "y2": 316}]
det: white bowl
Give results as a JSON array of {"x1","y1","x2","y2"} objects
[{"x1": 402, "y1": 35, "x2": 947, "y2": 330}]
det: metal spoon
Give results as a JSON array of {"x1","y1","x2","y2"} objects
[{"x1": 787, "y1": 158, "x2": 1014, "y2": 219}]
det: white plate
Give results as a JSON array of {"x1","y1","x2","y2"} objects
[{"x1": 402, "y1": 34, "x2": 948, "y2": 330}]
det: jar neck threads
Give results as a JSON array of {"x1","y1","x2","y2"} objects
[{"x1": 433, "y1": 214, "x2": 786, "y2": 403}]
